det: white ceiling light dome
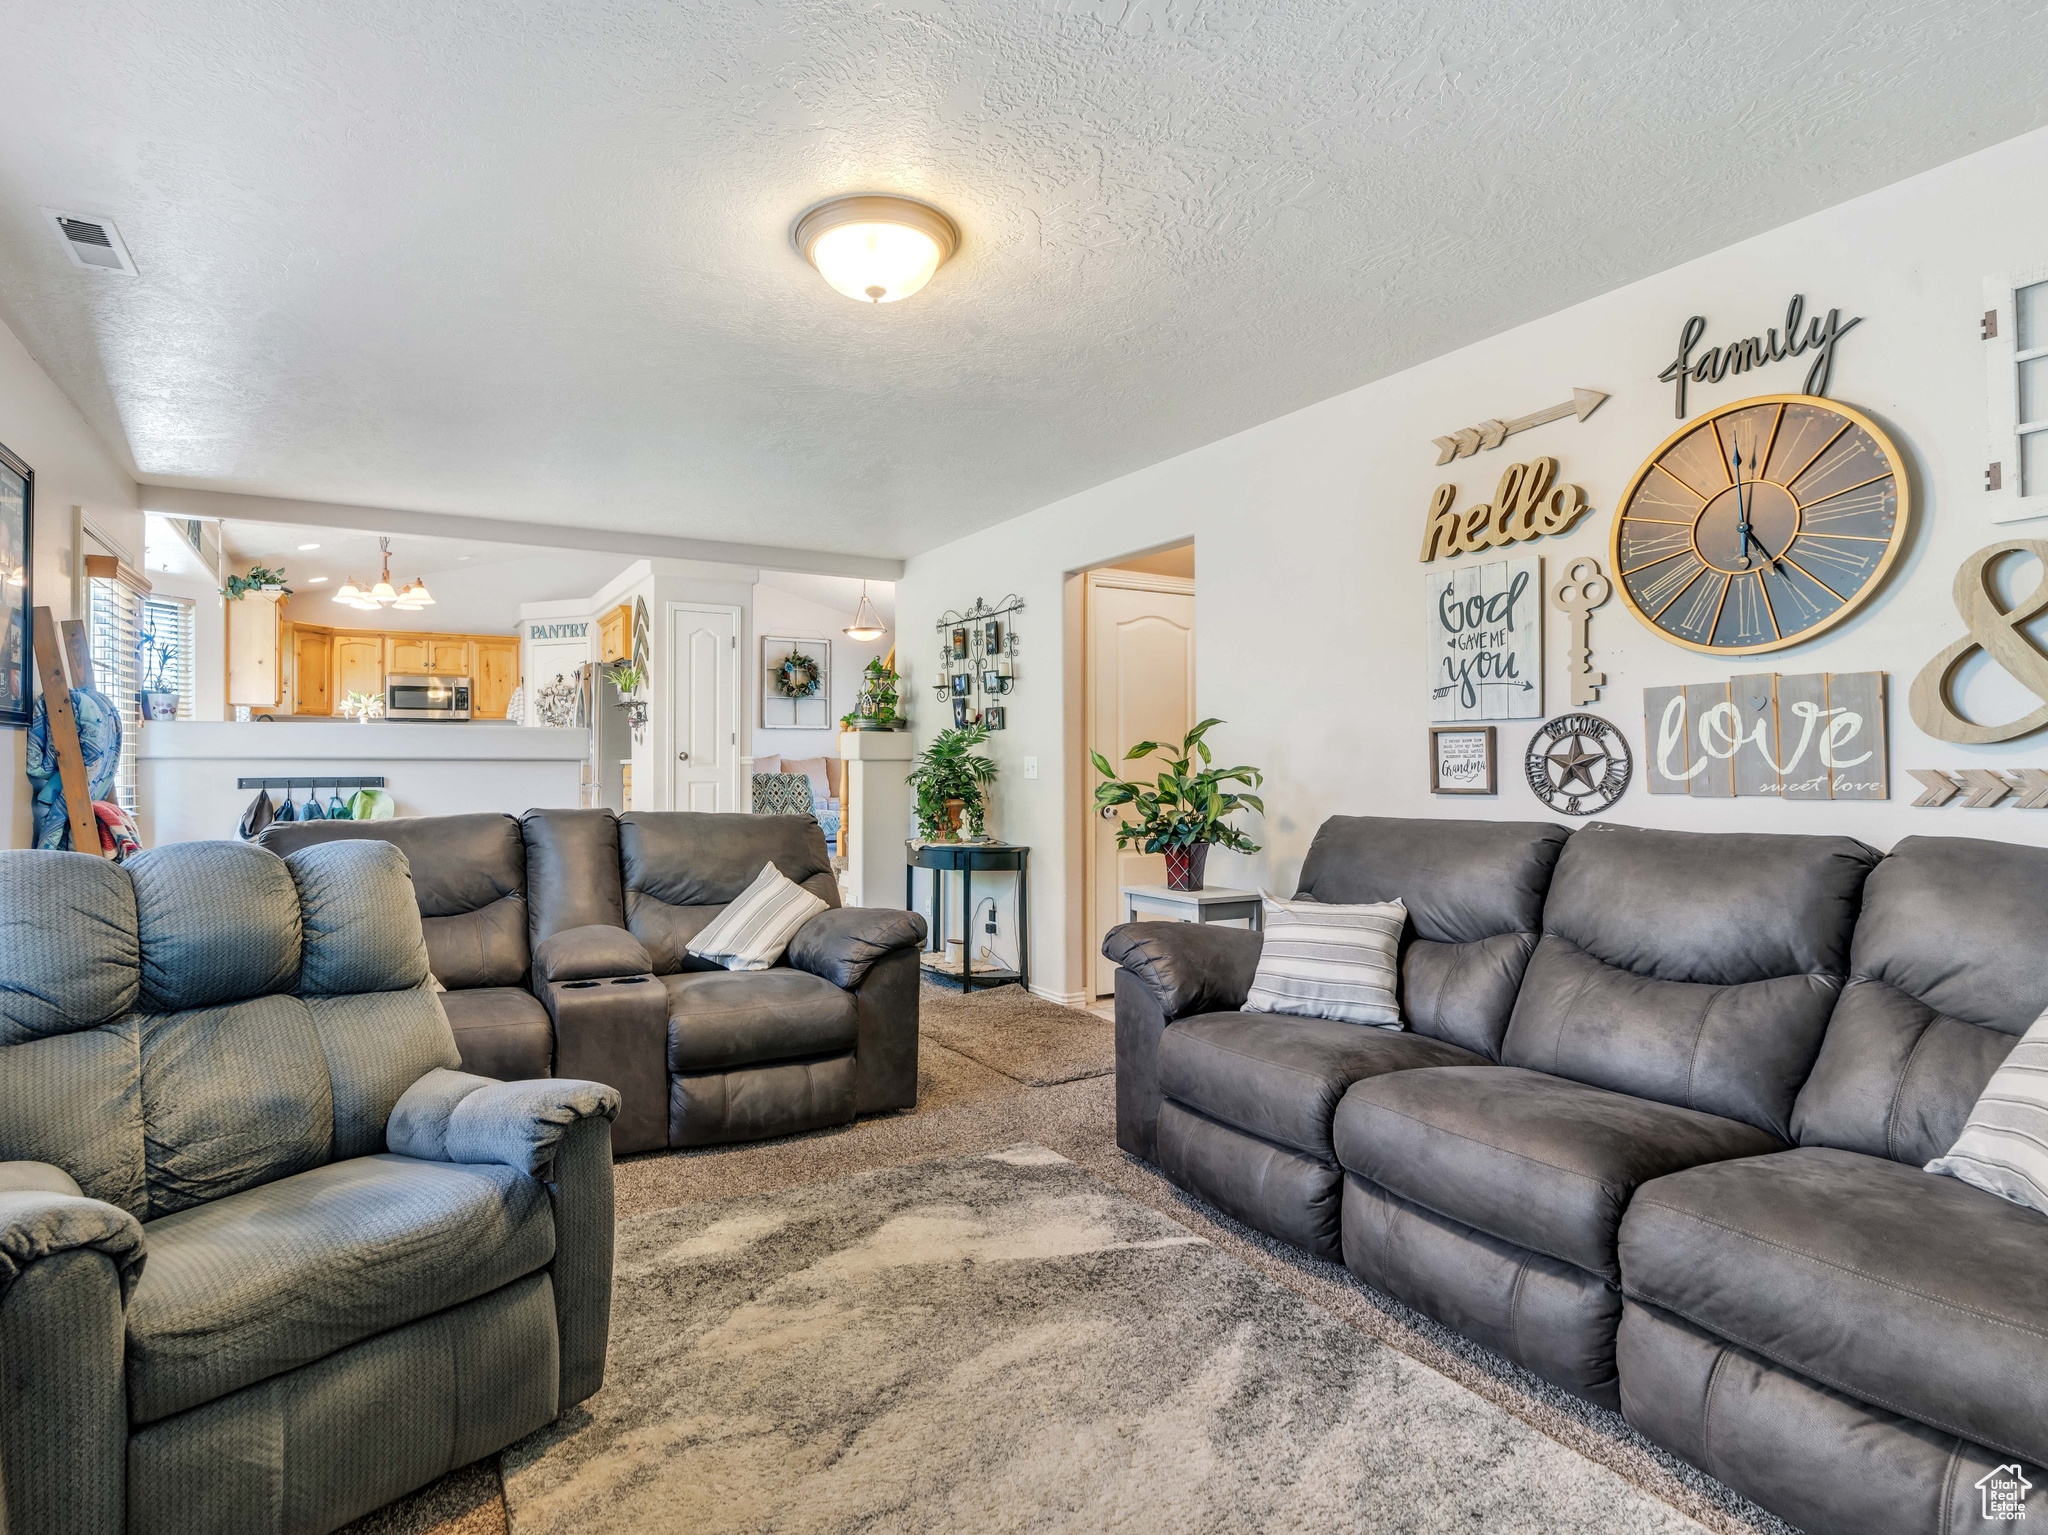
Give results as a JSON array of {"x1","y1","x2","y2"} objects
[{"x1": 794, "y1": 195, "x2": 959, "y2": 305}]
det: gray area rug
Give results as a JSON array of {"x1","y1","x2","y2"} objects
[
  {"x1": 502, "y1": 1147, "x2": 1705, "y2": 1535},
  {"x1": 917, "y1": 981, "x2": 1115, "y2": 1085}
]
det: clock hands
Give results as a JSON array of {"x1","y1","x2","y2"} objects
[{"x1": 1728, "y1": 439, "x2": 1787, "y2": 578}]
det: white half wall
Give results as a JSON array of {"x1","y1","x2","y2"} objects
[{"x1": 898, "y1": 124, "x2": 2048, "y2": 1001}]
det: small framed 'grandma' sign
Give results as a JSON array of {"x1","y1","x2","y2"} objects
[{"x1": 1430, "y1": 725, "x2": 1497, "y2": 796}]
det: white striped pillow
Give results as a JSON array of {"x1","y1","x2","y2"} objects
[
  {"x1": 1926, "y1": 1007, "x2": 2048, "y2": 1217},
  {"x1": 1243, "y1": 893, "x2": 1405, "y2": 1028},
  {"x1": 684, "y1": 861, "x2": 830, "y2": 972}
]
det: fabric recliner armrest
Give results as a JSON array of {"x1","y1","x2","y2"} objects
[
  {"x1": 0, "y1": 1176, "x2": 145, "y2": 1535},
  {"x1": 531, "y1": 924, "x2": 653, "y2": 989},
  {"x1": 388, "y1": 1068, "x2": 622, "y2": 1176},
  {"x1": 787, "y1": 907, "x2": 928, "y2": 991},
  {"x1": 1103, "y1": 921, "x2": 1264, "y2": 1021}
]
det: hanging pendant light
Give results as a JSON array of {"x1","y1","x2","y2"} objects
[{"x1": 843, "y1": 581, "x2": 887, "y2": 642}]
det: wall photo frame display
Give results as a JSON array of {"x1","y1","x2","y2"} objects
[
  {"x1": 0, "y1": 441, "x2": 31, "y2": 728},
  {"x1": 761, "y1": 637, "x2": 831, "y2": 730},
  {"x1": 1430, "y1": 725, "x2": 1496, "y2": 795}
]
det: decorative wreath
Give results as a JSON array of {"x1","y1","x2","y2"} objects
[{"x1": 774, "y1": 651, "x2": 822, "y2": 699}]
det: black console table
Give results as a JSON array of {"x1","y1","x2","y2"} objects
[{"x1": 906, "y1": 842, "x2": 1030, "y2": 992}]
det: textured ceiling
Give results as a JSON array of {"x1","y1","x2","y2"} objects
[{"x1": 2, "y1": 2, "x2": 2045, "y2": 559}]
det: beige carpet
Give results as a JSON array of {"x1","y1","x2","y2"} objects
[
  {"x1": 914, "y1": 979, "x2": 1116, "y2": 1085},
  {"x1": 342, "y1": 986, "x2": 1794, "y2": 1535}
]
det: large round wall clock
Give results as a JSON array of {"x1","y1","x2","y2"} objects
[{"x1": 1610, "y1": 393, "x2": 1909, "y2": 654}]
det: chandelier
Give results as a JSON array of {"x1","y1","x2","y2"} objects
[{"x1": 335, "y1": 538, "x2": 434, "y2": 612}]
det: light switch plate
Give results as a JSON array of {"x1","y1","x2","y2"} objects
[{"x1": 1023, "y1": 756, "x2": 1038, "y2": 780}]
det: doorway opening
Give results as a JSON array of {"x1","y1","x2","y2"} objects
[{"x1": 1075, "y1": 541, "x2": 1195, "y2": 1000}]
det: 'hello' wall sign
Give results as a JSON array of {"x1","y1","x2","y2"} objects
[{"x1": 1419, "y1": 457, "x2": 1592, "y2": 562}]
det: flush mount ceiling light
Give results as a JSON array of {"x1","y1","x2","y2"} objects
[
  {"x1": 794, "y1": 195, "x2": 958, "y2": 305},
  {"x1": 843, "y1": 580, "x2": 887, "y2": 642}
]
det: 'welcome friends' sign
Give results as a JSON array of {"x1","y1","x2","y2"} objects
[
  {"x1": 1428, "y1": 554, "x2": 1543, "y2": 723},
  {"x1": 1644, "y1": 672, "x2": 1888, "y2": 800}
]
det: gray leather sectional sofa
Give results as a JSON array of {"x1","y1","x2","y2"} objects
[
  {"x1": 1108, "y1": 816, "x2": 2047, "y2": 1535},
  {"x1": 0, "y1": 838, "x2": 619, "y2": 1535},
  {"x1": 262, "y1": 807, "x2": 925, "y2": 1155}
]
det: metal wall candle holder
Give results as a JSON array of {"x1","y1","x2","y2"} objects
[{"x1": 932, "y1": 594, "x2": 1022, "y2": 729}]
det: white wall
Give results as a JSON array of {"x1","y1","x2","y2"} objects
[
  {"x1": 899, "y1": 124, "x2": 2048, "y2": 1003},
  {"x1": 751, "y1": 583, "x2": 891, "y2": 765},
  {"x1": 0, "y1": 313, "x2": 139, "y2": 846}
]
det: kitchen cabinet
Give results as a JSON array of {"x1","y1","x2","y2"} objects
[
  {"x1": 387, "y1": 635, "x2": 430, "y2": 675},
  {"x1": 227, "y1": 592, "x2": 284, "y2": 708},
  {"x1": 599, "y1": 604, "x2": 631, "y2": 663},
  {"x1": 291, "y1": 627, "x2": 333, "y2": 715},
  {"x1": 333, "y1": 636, "x2": 386, "y2": 707},
  {"x1": 427, "y1": 637, "x2": 472, "y2": 676},
  {"x1": 472, "y1": 638, "x2": 520, "y2": 720}
]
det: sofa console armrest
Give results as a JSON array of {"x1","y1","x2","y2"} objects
[
  {"x1": 532, "y1": 924, "x2": 653, "y2": 987},
  {"x1": 0, "y1": 1180, "x2": 144, "y2": 1535},
  {"x1": 1103, "y1": 921, "x2": 1264, "y2": 1021},
  {"x1": 389, "y1": 1068, "x2": 620, "y2": 1176},
  {"x1": 787, "y1": 907, "x2": 928, "y2": 991},
  {"x1": 540, "y1": 973, "x2": 671, "y2": 1157}
]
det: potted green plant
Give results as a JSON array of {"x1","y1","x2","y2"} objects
[
  {"x1": 1091, "y1": 717, "x2": 1264, "y2": 891},
  {"x1": 136, "y1": 615, "x2": 179, "y2": 720},
  {"x1": 908, "y1": 725, "x2": 997, "y2": 842},
  {"x1": 221, "y1": 564, "x2": 292, "y2": 600},
  {"x1": 842, "y1": 656, "x2": 906, "y2": 731}
]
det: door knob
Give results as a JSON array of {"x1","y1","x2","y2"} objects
[{"x1": 677, "y1": 751, "x2": 690, "y2": 761}]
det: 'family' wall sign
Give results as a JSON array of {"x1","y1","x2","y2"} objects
[
  {"x1": 1658, "y1": 294, "x2": 1863, "y2": 417},
  {"x1": 1643, "y1": 671, "x2": 1888, "y2": 801},
  {"x1": 1428, "y1": 554, "x2": 1543, "y2": 723}
]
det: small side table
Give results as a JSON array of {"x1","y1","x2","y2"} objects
[
  {"x1": 907, "y1": 842, "x2": 1030, "y2": 991},
  {"x1": 1121, "y1": 883, "x2": 1263, "y2": 930}
]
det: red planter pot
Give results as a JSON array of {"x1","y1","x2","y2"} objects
[{"x1": 1163, "y1": 843, "x2": 1210, "y2": 892}]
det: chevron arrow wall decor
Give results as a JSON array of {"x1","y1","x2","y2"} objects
[
  {"x1": 1432, "y1": 388, "x2": 1609, "y2": 465},
  {"x1": 1909, "y1": 767, "x2": 2048, "y2": 808}
]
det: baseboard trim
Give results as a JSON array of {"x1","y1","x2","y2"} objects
[{"x1": 1030, "y1": 984, "x2": 1091, "y2": 1008}]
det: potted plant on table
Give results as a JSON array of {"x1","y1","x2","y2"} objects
[
  {"x1": 1091, "y1": 717, "x2": 1264, "y2": 891},
  {"x1": 908, "y1": 725, "x2": 997, "y2": 842}
]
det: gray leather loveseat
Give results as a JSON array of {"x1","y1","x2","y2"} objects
[
  {"x1": 1108, "y1": 816, "x2": 2047, "y2": 1535},
  {"x1": 266, "y1": 807, "x2": 925, "y2": 1156},
  {"x1": 0, "y1": 839, "x2": 619, "y2": 1535}
]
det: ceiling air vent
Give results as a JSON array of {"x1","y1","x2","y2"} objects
[{"x1": 39, "y1": 209, "x2": 137, "y2": 275}]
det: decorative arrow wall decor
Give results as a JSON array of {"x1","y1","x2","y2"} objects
[
  {"x1": 1909, "y1": 767, "x2": 2048, "y2": 808},
  {"x1": 1432, "y1": 388, "x2": 1608, "y2": 465}
]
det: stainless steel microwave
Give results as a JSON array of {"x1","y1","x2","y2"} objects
[{"x1": 385, "y1": 675, "x2": 471, "y2": 720}]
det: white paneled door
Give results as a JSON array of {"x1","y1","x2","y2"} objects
[
  {"x1": 1086, "y1": 569, "x2": 1196, "y2": 997},
  {"x1": 670, "y1": 604, "x2": 740, "y2": 812}
]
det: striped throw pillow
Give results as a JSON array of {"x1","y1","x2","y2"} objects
[
  {"x1": 684, "y1": 861, "x2": 830, "y2": 972},
  {"x1": 1926, "y1": 1007, "x2": 2048, "y2": 1217},
  {"x1": 1243, "y1": 893, "x2": 1405, "y2": 1028}
]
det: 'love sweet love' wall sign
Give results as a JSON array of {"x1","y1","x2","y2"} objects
[{"x1": 1644, "y1": 671, "x2": 1888, "y2": 801}]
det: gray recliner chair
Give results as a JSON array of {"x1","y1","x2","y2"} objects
[{"x1": 0, "y1": 839, "x2": 619, "y2": 1535}]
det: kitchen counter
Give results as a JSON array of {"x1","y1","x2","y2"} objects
[{"x1": 134, "y1": 721, "x2": 587, "y2": 846}]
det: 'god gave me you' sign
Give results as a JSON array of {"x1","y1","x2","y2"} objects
[{"x1": 1428, "y1": 555, "x2": 1543, "y2": 722}]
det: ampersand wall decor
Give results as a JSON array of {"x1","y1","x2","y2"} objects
[
  {"x1": 1551, "y1": 557, "x2": 1612, "y2": 707},
  {"x1": 1908, "y1": 539, "x2": 2048, "y2": 744}
]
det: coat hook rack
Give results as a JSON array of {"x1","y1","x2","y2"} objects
[{"x1": 237, "y1": 777, "x2": 387, "y2": 790}]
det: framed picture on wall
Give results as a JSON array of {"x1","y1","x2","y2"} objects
[
  {"x1": 0, "y1": 441, "x2": 31, "y2": 728},
  {"x1": 984, "y1": 705, "x2": 1005, "y2": 731},
  {"x1": 1430, "y1": 725, "x2": 1496, "y2": 795},
  {"x1": 761, "y1": 636, "x2": 831, "y2": 730}
]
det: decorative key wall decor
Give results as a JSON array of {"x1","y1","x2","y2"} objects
[{"x1": 1644, "y1": 672, "x2": 1888, "y2": 800}]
